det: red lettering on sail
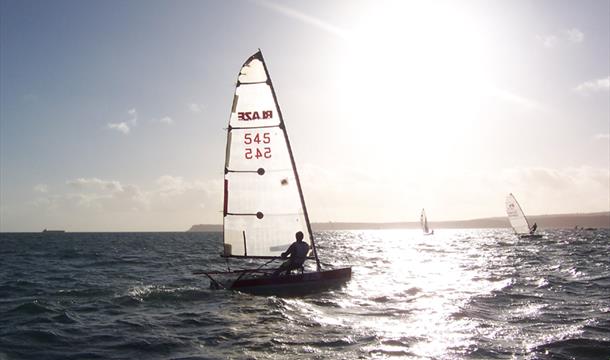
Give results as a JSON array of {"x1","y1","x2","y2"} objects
[
  {"x1": 237, "y1": 110, "x2": 273, "y2": 121},
  {"x1": 244, "y1": 132, "x2": 272, "y2": 159},
  {"x1": 244, "y1": 147, "x2": 272, "y2": 159}
]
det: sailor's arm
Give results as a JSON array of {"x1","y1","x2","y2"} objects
[{"x1": 281, "y1": 243, "x2": 295, "y2": 258}]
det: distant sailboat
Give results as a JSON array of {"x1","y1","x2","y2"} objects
[
  {"x1": 199, "y1": 50, "x2": 351, "y2": 296},
  {"x1": 505, "y1": 193, "x2": 542, "y2": 238},
  {"x1": 420, "y1": 209, "x2": 434, "y2": 235}
]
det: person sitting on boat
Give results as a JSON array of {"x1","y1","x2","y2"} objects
[
  {"x1": 530, "y1": 222, "x2": 538, "y2": 234},
  {"x1": 272, "y1": 231, "x2": 310, "y2": 276}
]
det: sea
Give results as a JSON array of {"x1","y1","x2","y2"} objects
[{"x1": 0, "y1": 229, "x2": 608, "y2": 360}]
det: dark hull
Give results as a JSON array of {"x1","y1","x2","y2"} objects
[
  {"x1": 519, "y1": 234, "x2": 543, "y2": 239},
  {"x1": 229, "y1": 267, "x2": 352, "y2": 296}
]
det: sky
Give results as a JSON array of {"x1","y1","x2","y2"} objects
[{"x1": 0, "y1": 0, "x2": 608, "y2": 232}]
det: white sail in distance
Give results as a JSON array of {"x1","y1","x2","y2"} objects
[
  {"x1": 505, "y1": 193, "x2": 532, "y2": 234},
  {"x1": 222, "y1": 51, "x2": 313, "y2": 258},
  {"x1": 420, "y1": 209, "x2": 430, "y2": 233}
]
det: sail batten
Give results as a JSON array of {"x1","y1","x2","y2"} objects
[
  {"x1": 222, "y1": 50, "x2": 318, "y2": 265},
  {"x1": 230, "y1": 125, "x2": 281, "y2": 130}
]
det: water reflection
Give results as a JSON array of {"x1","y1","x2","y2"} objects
[
  {"x1": 309, "y1": 229, "x2": 515, "y2": 358},
  {"x1": 240, "y1": 228, "x2": 608, "y2": 359}
]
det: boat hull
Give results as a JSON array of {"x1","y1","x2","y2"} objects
[
  {"x1": 229, "y1": 267, "x2": 352, "y2": 296},
  {"x1": 518, "y1": 234, "x2": 543, "y2": 239}
]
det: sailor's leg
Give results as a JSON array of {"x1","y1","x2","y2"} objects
[
  {"x1": 273, "y1": 260, "x2": 290, "y2": 277},
  {"x1": 284, "y1": 260, "x2": 303, "y2": 275},
  {"x1": 284, "y1": 262, "x2": 293, "y2": 275}
]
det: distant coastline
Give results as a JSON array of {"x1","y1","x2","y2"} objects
[{"x1": 188, "y1": 211, "x2": 610, "y2": 232}]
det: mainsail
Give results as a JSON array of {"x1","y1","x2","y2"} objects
[
  {"x1": 420, "y1": 209, "x2": 430, "y2": 233},
  {"x1": 505, "y1": 193, "x2": 531, "y2": 234},
  {"x1": 222, "y1": 51, "x2": 318, "y2": 267}
]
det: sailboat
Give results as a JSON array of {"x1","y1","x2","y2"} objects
[
  {"x1": 505, "y1": 193, "x2": 542, "y2": 238},
  {"x1": 420, "y1": 209, "x2": 434, "y2": 235},
  {"x1": 200, "y1": 50, "x2": 351, "y2": 296}
]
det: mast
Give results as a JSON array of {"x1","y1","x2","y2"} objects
[{"x1": 258, "y1": 50, "x2": 322, "y2": 271}]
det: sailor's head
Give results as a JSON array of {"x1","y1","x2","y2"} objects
[{"x1": 295, "y1": 231, "x2": 304, "y2": 242}]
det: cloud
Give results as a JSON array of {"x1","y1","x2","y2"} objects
[
  {"x1": 490, "y1": 87, "x2": 549, "y2": 112},
  {"x1": 156, "y1": 175, "x2": 209, "y2": 197},
  {"x1": 157, "y1": 175, "x2": 187, "y2": 196},
  {"x1": 34, "y1": 184, "x2": 48, "y2": 193},
  {"x1": 160, "y1": 116, "x2": 173, "y2": 125},
  {"x1": 42, "y1": 178, "x2": 148, "y2": 212},
  {"x1": 564, "y1": 28, "x2": 584, "y2": 43},
  {"x1": 575, "y1": 76, "x2": 610, "y2": 95},
  {"x1": 19, "y1": 164, "x2": 609, "y2": 231},
  {"x1": 496, "y1": 166, "x2": 610, "y2": 214},
  {"x1": 67, "y1": 177, "x2": 124, "y2": 192},
  {"x1": 107, "y1": 108, "x2": 138, "y2": 134},
  {"x1": 32, "y1": 175, "x2": 220, "y2": 220},
  {"x1": 253, "y1": 0, "x2": 350, "y2": 40},
  {"x1": 297, "y1": 163, "x2": 610, "y2": 223},
  {"x1": 64, "y1": 176, "x2": 213, "y2": 201},
  {"x1": 538, "y1": 35, "x2": 559, "y2": 48},
  {"x1": 32, "y1": 180, "x2": 147, "y2": 213},
  {"x1": 107, "y1": 122, "x2": 130, "y2": 134},
  {"x1": 538, "y1": 28, "x2": 585, "y2": 48},
  {"x1": 152, "y1": 116, "x2": 174, "y2": 125},
  {"x1": 127, "y1": 109, "x2": 138, "y2": 127},
  {"x1": 127, "y1": 108, "x2": 137, "y2": 126},
  {"x1": 189, "y1": 103, "x2": 204, "y2": 113}
]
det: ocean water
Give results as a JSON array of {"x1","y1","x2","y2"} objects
[{"x1": 0, "y1": 229, "x2": 608, "y2": 360}]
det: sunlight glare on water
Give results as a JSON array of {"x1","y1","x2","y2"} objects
[{"x1": 290, "y1": 229, "x2": 520, "y2": 358}]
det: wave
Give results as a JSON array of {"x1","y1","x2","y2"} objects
[
  {"x1": 7, "y1": 301, "x2": 56, "y2": 315},
  {"x1": 52, "y1": 311, "x2": 78, "y2": 324},
  {"x1": 60, "y1": 352, "x2": 106, "y2": 360},
  {"x1": 533, "y1": 338, "x2": 610, "y2": 360},
  {"x1": 56, "y1": 287, "x2": 113, "y2": 298},
  {"x1": 107, "y1": 338, "x2": 186, "y2": 355},
  {"x1": 3, "y1": 329, "x2": 69, "y2": 345},
  {"x1": 275, "y1": 335, "x2": 371, "y2": 348},
  {"x1": 368, "y1": 348, "x2": 414, "y2": 357},
  {"x1": 114, "y1": 285, "x2": 213, "y2": 305}
]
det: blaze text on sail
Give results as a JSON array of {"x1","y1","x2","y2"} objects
[{"x1": 237, "y1": 110, "x2": 273, "y2": 121}]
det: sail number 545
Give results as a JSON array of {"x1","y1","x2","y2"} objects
[{"x1": 244, "y1": 132, "x2": 271, "y2": 159}]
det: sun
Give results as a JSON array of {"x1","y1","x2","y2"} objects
[{"x1": 333, "y1": 1, "x2": 494, "y2": 173}]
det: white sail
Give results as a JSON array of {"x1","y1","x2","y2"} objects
[
  {"x1": 420, "y1": 209, "x2": 430, "y2": 233},
  {"x1": 505, "y1": 193, "x2": 531, "y2": 234},
  {"x1": 222, "y1": 51, "x2": 313, "y2": 258}
]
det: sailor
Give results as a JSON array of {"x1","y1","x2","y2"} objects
[
  {"x1": 530, "y1": 222, "x2": 538, "y2": 234},
  {"x1": 273, "y1": 231, "x2": 310, "y2": 276}
]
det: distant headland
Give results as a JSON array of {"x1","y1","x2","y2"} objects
[{"x1": 188, "y1": 211, "x2": 609, "y2": 232}]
